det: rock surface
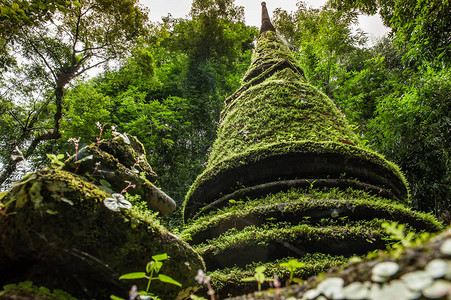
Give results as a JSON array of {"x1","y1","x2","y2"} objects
[
  {"x1": 0, "y1": 138, "x2": 204, "y2": 299},
  {"x1": 63, "y1": 136, "x2": 176, "y2": 215}
]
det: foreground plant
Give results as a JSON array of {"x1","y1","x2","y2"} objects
[
  {"x1": 67, "y1": 138, "x2": 81, "y2": 173},
  {"x1": 111, "y1": 253, "x2": 181, "y2": 300},
  {"x1": 241, "y1": 266, "x2": 273, "y2": 291},
  {"x1": 193, "y1": 269, "x2": 215, "y2": 300},
  {"x1": 280, "y1": 259, "x2": 304, "y2": 286},
  {"x1": 381, "y1": 221, "x2": 430, "y2": 257},
  {"x1": 96, "y1": 122, "x2": 107, "y2": 144}
]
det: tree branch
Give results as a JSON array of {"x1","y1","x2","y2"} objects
[
  {"x1": 8, "y1": 110, "x2": 26, "y2": 130},
  {"x1": 26, "y1": 37, "x2": 58, "y2": 83},
  {"x1": 72, "y1": 6, "x2": 82, "y2": 63},
  {"x1": 74, "y1": 58, "x2": 111, "y2": 77}
]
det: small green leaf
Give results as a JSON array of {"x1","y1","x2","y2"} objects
[
  {"x1": 255, "y1": 272, "x2": 265, "y2": 283},
  {"x1": 152, "y1": 253, "x2": 168, "y2": 261},
  {"x1": 0, "y1": 191, "x2": 9, "y2": 201},
  {"x1": 57, "y1": 154, "x2": 65, "y2": 160},
  {"x1": 146, "y1": 261, "x2": 152, "y2": 273},
  {"x1": 46, "y1": 209, "x2": 58, "y2": 215},
  {"x1": 99, "y1": 185, "x2": 114, "y2": 194},
  {"x1": 255, "y1": 266, "x2": 266, "y2": 273},
  {"x1": 154, "y1": 261, "x2": 163, "y2": 273},
  {"x1": 46, "y1": 154, "x2": 57, "y2": 160},
  {"x1": 158, "y1": 274, "x2": 182, "y2": 287},
  {"x1": 18, "y1": 281, "x2": 33, "y2": 288},
  {"x1": 38, "y1": 286, "x2": 50, "y2": 293},
  {"x1": 2, "y1": 284, "x2": 17, "y2": 291},
  {"x1": 119, "y1": 272, "x2": 146, "y2": 280},
  {"x1": 146, "y1": 260, "x2": 163, "y2": 273},
  {"x1": 280, "y1": 259, "x2": 304, "y2": 270},
  {"x1": 110, "y1": 295, "x2": 125, "y2": 300}
]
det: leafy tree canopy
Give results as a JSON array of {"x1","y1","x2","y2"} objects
[
  {"x1": 329, "y1": 0, "x2": 451, "y2": 66},
  {"x1": 0, "y1": 0, "x2": 149, "y2": 187}
]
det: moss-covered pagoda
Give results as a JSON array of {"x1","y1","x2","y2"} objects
[
  {"x1": 0, "y1": 3, "x2": 445, "y2": 299},
  {"x1": 181, "y1": 2, "x2": 442, "y2": 297}
]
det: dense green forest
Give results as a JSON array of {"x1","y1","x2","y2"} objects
[{"x1": 0, "y1": 0, "x2": 449, "y2": 225}]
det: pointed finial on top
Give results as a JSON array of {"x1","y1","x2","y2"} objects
[{"x1": 260, "y1": 2, "x2": 276, "y2": 33}]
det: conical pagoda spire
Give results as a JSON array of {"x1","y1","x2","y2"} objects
[
  {"x1": 260, "y1": 2, "x2": 275, "y2": 33},
  {"x1": 181, "y1": 5, "x2": 440, "y2": 297},
  {"x1": 183, "y1": 29, "x2": 409, "y2": 221}
]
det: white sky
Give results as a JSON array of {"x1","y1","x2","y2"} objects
[{"x1": 140, "y1": 0, "x2": 390, "y2": 44}]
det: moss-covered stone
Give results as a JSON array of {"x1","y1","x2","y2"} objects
[
  {"x1": 208, "y1": 254, "x2": 346, "y2": 298},
  {"x1": 196, "y1": 224, "x2": 387, "y2": 269},
  {"x1": 0, "y1": 169, "x2": 204, "y2": 299},
  {"x1": 97, "y1": 135, "x2": 157, "y2": 182},
  {"x1": 223, "y1": 227, "x2": 451, "y2": 300},
  {"x1": 181, "y1": 188, "x2": 442, "y2": 245},
  {"x1": 63, "y1": 137, "x2": 175, "y2": 215},
  {"x1": 0, "y1": 281, "x2": 76, "y2": 300}
]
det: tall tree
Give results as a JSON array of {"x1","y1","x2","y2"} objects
[
  {"x1": 367, "y1": 67, "x2": 450, "y2": 219},
  {"x1": 329, "y1": 0, "x2": 451, "y2": 66},
  {"x1": 331, "y1": 36, "x2": 409, "y2": 131},
  {"x1": 0, "y1": 0, "x2": 148, "y2": 187},
  {"x1": 273, "y1": 2, "x2": 366, "y2": 99}
]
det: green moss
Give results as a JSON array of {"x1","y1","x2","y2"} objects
[
  {"x1": 212, "y1": 70, "x2": 359, "y2": 167},
  {"x1": 208, "y1": 254, "x2": 347, "y2": 297},
  {"x1": 3, "y1": 169, "x2": 109, "y2": 215},
  {"x1": 0, "y1": 169, "x2": 203, "y2": 299},
  {"x1": 194, "y1": 223, "x2": 386, "y2": 256},
  {"x1": 185, "y1": 140, "x2": 409, "y2": 211},
  {"x1": 97, "y1": 136, "x2": 157, "y2": 182},
  {"x1": 63, "y1": 141, "x2": 176, "y2": 215},
  {"x1": 0, "y1": 281, "x2": 77, "y2": 300},
  {"x1": 182, "y1": 188, "x2": 441, "y2": 243},
  {"x1": 242, "y1": 31, "x2": 304, "y2": 83}
]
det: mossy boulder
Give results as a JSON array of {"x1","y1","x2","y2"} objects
[
  {"x1": 63, "y1": 136, "x2": 175, "y2": 215},
  {"x1": 0, "y1": 169, "x2": 204, "y2": 299},
  {"x1": 96, "y1": 135, "x2": 158, "y2": 183}
]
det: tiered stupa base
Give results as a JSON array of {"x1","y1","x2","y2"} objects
[{"x1": 182, "y1": 187, "x2": 441, "y2": 296}]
